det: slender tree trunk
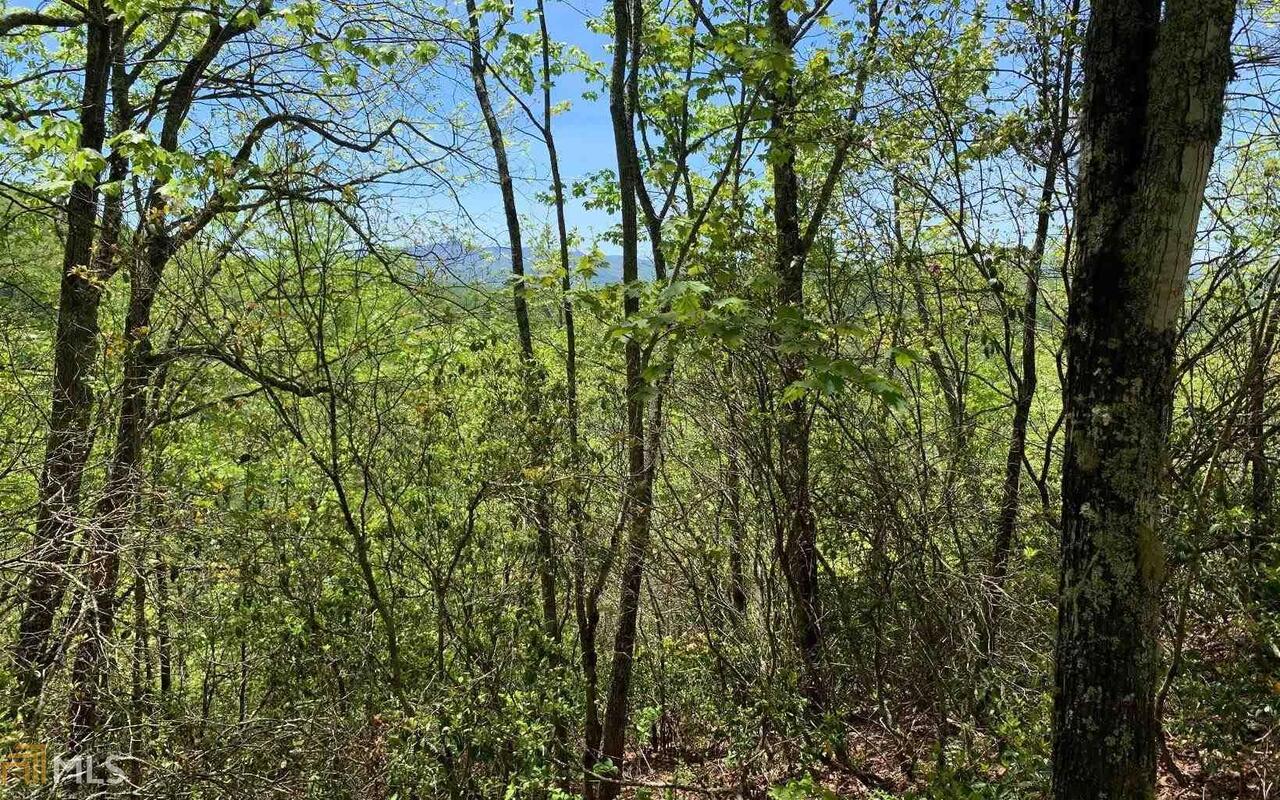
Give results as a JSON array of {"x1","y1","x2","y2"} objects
[
  {"x1": 464, "y1": 7, "x2": 566, "y2": 778},
  {"x1": 13, "y1": 0, "x2": 112, "y2": 711},
  {"x1": 532, "y1": 0, "x2": 594, "y2": 786},
  {"x1": 1248, "y1": 369, "x2": 1270, "y2": 560},
  {"x1": 764, "y1": 0, "x2": 824, "y2": 710},
  {"x1": 343, "y1": 498, "x2": 408, "y2": 708},
  {"x1": 156, "y1": 559, "x2": 173, "y2": 697},
  {"x1": 984, "y1": 3, "x2": 1078, "y2": 674},
  {"x1": 69, "y1": 232, "x2": 163, "y2": 751},
  {"x1": 726, "y1": 418, "x2": 748, "y2": 617},
  {"x1": 1053, "y1": 2, "x2": 1237, "y2": 798},
  {"x1": 596, "y1": 0, "x2": 653, "y2": 792},
  {"x1": 464, "y1": 0, "x2": 558, "y2": 651},
  {"x1": 129, "y1": 570, "x2": 148, "y2": 790},
  {"x1": 66, "y1": 12, "x2": 260, "y2": 746},
  {"x1": 1246, "y1": 292, "x2": 1279, "y2": 569},
  {"x1": 575, "y1": 571, "x2": 603, "y2": 800}
]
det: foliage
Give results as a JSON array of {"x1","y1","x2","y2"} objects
[{"x1": 0, "y1": 0, "x2": 1276, "y2": 798}]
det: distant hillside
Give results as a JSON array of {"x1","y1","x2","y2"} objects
[{"x1": 406, "y1": 240, "x2": 650, "y2": 287}]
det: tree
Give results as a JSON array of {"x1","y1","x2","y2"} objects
[
  {"x1": 1053, "y1": 1, "x2": 1238, "y2": 797},
  {"x1": 761, "y1": 0, "x2": 885, "y2": 715},
  {"x1": 1, "y1": 0, "x2": 1276, "y2": 796},
  {"x1": 596, "y1": 0, "x2": 652, "y2": 794},
  {"x1": 9, "y1": 0, "x2": 116, "y2": 713},
  {"x1": 983, "y1": 0, "x2": 1080, "y2": 690}
]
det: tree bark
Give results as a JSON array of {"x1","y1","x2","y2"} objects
[
  {"x1": 67, "y1": 10, "x2": 261, "y2": 749},
  {"x1": 69, "y1": 227, "x2": 162, "y2": 751},
  {"x1": 596, "y1": 0, "x2": 653, "y2": 793},
  {"x1": 1053, "y1": 2, "x2": 1237, "y2": 798},
  {"x1": 13, "y1": 0, "x2": 112, "y2": 711},
  {"x1": 129, "y1": 570, "x2": 149, "y2": 789},
  {"x1": 725, "y1": 415, "x2": 748, "y2": 617},
  {"x1": 575, "y1": 568, "x2": 603, "y2": 800},
  {"x1": 1246, "y1": 291, "x2": 1279, "y2": 569},
  {"x1": 156, "y1": 559, "x2": 173, "y2": 697},
  {"x1": 984, "y1": 0, "x2": 1078, "y2": 676},
  {"x1": 764, "y1": 0, "x2": 825, "y2": 711}
]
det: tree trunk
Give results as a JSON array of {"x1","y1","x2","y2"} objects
[
  {"x1": 984, "y1": 1, "x2": 1078, "y2": 676},
  {"x1": 596, "y1": 0, "x2": 653, "y2": 792},
  {"x1": 66, "y1": 11, "x2": 260, "y2": 747},
  {"x1": 13, "y1": 0, "x2": 112, "y2": 711},
  {"x1": 1246, "y1": 291, "x2": 1279, "y2": 569},
  {"x1": 464, "y1": 7, "x2": 566, "y2": 777},
  {"x1": 129, "y1": 570, "x2": 149, "y2": 789},
  {"x1": 69, "y1": 231, "x2": 163, "y2": 751},
  {"x1": 464, "y1": 0, "x2": 559, "y2": 653},
  {"x1": 533, "y1": 0, "x2": 592, "y2": 786},
  {"x1": 156, "y1": 558, "x2": 173, "y2": 697},
  {"x1": 726, "y1": 419, "x2": 748, "y2": 617},
  {"x1": 764, "y1": 0, "x2": 824, "y2": 710},
  {"x1": 575, "y1": 568, "x2": 603, "y2": 800},
  {"x1": 1053, "y1": 2, "x2": 1236, "y2": 798}
]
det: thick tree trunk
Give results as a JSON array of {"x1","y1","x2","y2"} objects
[
  {"x1": 1053, "y1": 2, "x2": 1236, "y2": 798},
  {"x1": 13, "y1": 0, "x2": 112, "y2": 710}
]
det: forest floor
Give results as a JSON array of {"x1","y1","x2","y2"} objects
[{"x1": 616, "y1": 726, "x2": 1271, "y2": 798}]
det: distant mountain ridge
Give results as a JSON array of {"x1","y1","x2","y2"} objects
[{"x1": 406, "y1": 240, "x2": 650, "y2": 286}]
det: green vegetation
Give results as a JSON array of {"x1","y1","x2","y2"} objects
[{"x1": 0, "y1": 0, "x2": 1276, "y2": 797}]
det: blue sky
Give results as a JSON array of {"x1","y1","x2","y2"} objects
[{"x1": 441, "y1": 0, "x2": 623, "y2": 252}]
